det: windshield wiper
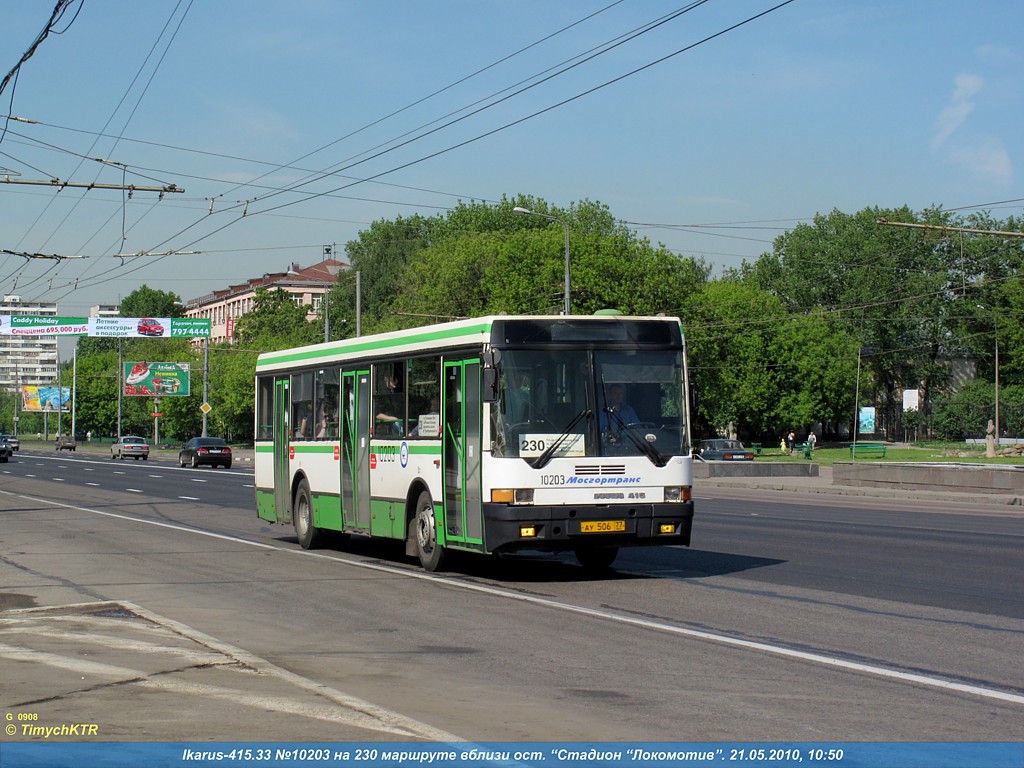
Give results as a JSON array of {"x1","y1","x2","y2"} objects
[
  {"x1": 604, "y1": 408, "x2": 668, "y2": 467},
  {"x1": 529, "y1": 408, "x2": 591, "y2": 470}
]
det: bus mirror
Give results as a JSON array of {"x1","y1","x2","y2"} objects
[{"x1": 481, "y1": 368, "x2": 498, "y2": 403}]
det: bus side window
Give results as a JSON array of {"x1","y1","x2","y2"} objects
[
  {"x1": 256, "y1": 376, "x2": 274, "y2": 441},
  {"x1": 291, "y1": 371, "x2": 314, "y2": 440},
  {"x1": 407, "y1": 357, "x2": 441, "y2": 438},
  {"x1": 315, "y1": 366, "x2": 340, "y2": 439},
  {"x1": 373, "y1": 361, "x2": 406, "y2": 435}
]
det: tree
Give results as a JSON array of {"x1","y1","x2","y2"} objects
[
  {"x1": 119, "y1": 285, "x2": 184, "y2": 319},
  {"x1": 339, "y1": 213, "x2": 437, "y2": 334},
  {"x1": 388, "y1": 198, "x2": 709, "y2": 321},
  {"x1": 70, "y1": 348, "x2": 120, "y2": 438},
  {"x1": 233, "y1": 287, "x2": 320, "y2": 349},
  {"x1": 207, "y1": 346, "x2": 259, "y2": 440},
  {"x1": 747, "y1": 206, "x2": 962, "y2": 439},
  {"x1": 684, "y1": 279, "x2": 787, "y2": 439}
]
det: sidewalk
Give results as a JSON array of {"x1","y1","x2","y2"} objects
[{"x1": 699, "y1": 463, "x2": 1024, "y2": 509}]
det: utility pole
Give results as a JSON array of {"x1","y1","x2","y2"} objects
[{"x1": 202, "y1": 338, "x2": 209, "y2": 437}]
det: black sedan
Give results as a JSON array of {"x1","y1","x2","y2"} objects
[
  {"x1": 0, "y1": 437, "x2": 12, "y2": 462},
  {"x1": 696, "y1": 438, "x2": 755, "y2": 461},
  {"x1": 179, "y1": 437, "x2": 233, "y2": 469}
]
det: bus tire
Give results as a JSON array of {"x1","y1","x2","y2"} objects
[
  {"x1": 412, "y1": 490, "x2": 446, "y2": 572},
  {"x1": 574, "y1": 545, "x2": 619, "y2": 571},
  {"x1": 294, "y1": 479, "x2": 323, "y2": 550}
]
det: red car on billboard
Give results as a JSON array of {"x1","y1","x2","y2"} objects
[{"x1": 137, "y1": 318, "x2": 164, "y2": 337}]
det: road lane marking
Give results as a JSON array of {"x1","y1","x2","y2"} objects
[
  {"x1": 3, "y1": 488, "x2": 1022, "y2": 708},
  {"x1": 179, "y1": 496, "x2": 200, "y2": 501}
]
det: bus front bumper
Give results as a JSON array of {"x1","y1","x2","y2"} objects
[{"x1": 481, "y1": 501, "x2": 694, "y2": 553}]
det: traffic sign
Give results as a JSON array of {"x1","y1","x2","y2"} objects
[{"x1": 200, "y1": 402, "x2": 212, "y2": 414}]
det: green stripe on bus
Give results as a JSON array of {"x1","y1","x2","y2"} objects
[
  {"x1": 256, "y1": 321, "x2": 493, "y2": 370},
  {"x1": 291, "y1": 444, "x2": 336, "y2": 454}
]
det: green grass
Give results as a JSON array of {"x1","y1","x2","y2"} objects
[{"x1": 757, "y1": 443, "x2": 1024, "y2": 467}]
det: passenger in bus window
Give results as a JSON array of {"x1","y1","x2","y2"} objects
[
  {"x1": 375, "y1": 375, "x2": 403, "y2": 434},
  {"x1": 294, "y1": 404, "x2": 312, "y2": 439}
]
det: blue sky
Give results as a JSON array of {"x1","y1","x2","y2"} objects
[{"x1": 1, "y1": 0, "x2": 1021, "y2": 318}]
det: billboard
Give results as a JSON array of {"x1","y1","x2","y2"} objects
[
  {"x1": 124, "y1": 362, "x2": 192, "y2": 397},
  {"x1": 858, "y1": 406, "x2": 876, "y2": 434},
  {"x1": 0, "y1": 315, "x2": 210, "y2": 337},
  {"x1": 21, "y1": 386, "x2": 71, "y2": 412}
]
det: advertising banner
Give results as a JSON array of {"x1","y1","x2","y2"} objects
[
  {"x1": 124, "y1": 362, "x2": 192, "y2": 397},
  {"x1": 0, "y1": 315, "x2": 210, "y2": 337},
  {"x1": 90, "y1": 317, "x2": 210, "y2": 338},
  {"x1": 858, "y1": 406, "x2": 876, "y2": 434},
  {"x1": 21, "y1": 386, "x2": 71, "y2": 412},
  {"x1": 0, "y1": 316, "x2": 88, "y2": 336}
]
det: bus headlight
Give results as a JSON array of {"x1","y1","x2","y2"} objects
[
  {"x1": 491, "y1": 489, "x2": 534, "y2": 505},
  {"x1": 664, "y1": 486, "x2": 691, "y2": 502}
]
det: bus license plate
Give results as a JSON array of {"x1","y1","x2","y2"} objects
[{"x1": 581, "y1": 520, "x2": 625, "y2": 533}]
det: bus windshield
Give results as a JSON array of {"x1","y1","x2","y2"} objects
[{"x1": 492, "y1": 348, "x2": 687, "y2": 460}]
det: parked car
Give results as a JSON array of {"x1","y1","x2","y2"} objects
[
  {"x1": 0, "y1": 433, "x2": 19, "y2": 451},
  {"x1": 696, "y1": 438, "x2": 755, "y2": 461},
  {"x1": 179, "y1": 437, "x2": 232, "y2": 469},
  {"x1": 111, "y1": 435, "x2": 150, "y2": 460},
  {"x1": 55, "y1": 434, "x2": 78, "y2": 451},
  {"x1": 0, "y1": 436, "x2": 12, "y2": 462}
]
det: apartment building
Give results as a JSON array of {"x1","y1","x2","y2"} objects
[
  {"x1": 0, "y1": 295, "x2": 59, "y2": 390},
  {"x1": 183, "y1": 259, "x2": 347, "y2": 344}
]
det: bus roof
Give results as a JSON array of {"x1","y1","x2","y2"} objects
[{"x1": 255, "y1": 314, "x2": 683, "y2": 373}]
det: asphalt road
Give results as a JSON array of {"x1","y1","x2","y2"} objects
[{"x1": 1, "y1": 448, "x2": 1022, "y2": 743}]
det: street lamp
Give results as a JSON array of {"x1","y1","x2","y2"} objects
[{"x1": 513, "y1": 206, "x2": 571, "y2": 315}]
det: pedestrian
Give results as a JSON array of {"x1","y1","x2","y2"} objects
[
  {"x1": 807, "y1": 431, "x2": 817, "y2": 450},
  {"x1": 787, "y1": 430, "x2": 796, "y2": 453}
]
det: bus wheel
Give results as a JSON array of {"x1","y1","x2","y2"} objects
[
  {"x1": 294, "y1": 479, "x2": 323, "y2": 550},
  {"x1": 574, "y1": 545, "x2": 619, "y2": 571},
  {"x1": 413, "y1": 491, "x2": 446, "y2": 572}
]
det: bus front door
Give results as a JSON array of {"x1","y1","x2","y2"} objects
[
  {"x1": 442, "y1": 360, "x2": 483, "y2": 548},
  {"x1": 342, "y1": 371, "x2": 372, "y2": 531},
  {"x1": 274, "y1": 377, "x2": 291, "y2": 524}
]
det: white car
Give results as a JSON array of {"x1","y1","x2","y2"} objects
[{"x1": 111, "y1": 435, "x2": 150, "y2": 460}]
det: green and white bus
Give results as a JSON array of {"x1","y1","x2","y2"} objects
[{"x1": 255, "y1": 314, "x2": 695, "y2": 571}]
